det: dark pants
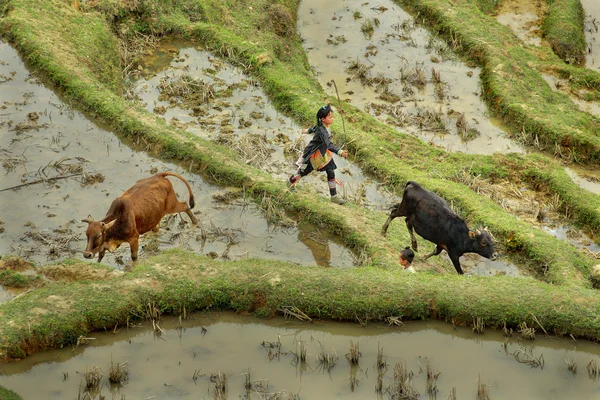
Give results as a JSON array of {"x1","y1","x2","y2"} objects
[{"x1": 292, "y1": 160, "x2": 338, "y2": 196}]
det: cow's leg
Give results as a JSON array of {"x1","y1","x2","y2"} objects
[
  {"x1": 129, "y1": 236, "x2": 139, "y2": 261},
  {"x1": 169, "y1": 200, "x2": 198, "y2": 225},
  {"x1": 184, "y1": 207, "x2": 198, "y2": 225},
  {"x1": 424, "y1": 244, "x2": 443, "y2": 260},
  {"x1": 448, "y1": 251, "x2": 464, "y2": 275},
  {"x1": 97, "y1": 249, "x2": 106, "y2": 263},
  {"x1": 406, "y1": 219, "x2": 418, "y2": 251}
]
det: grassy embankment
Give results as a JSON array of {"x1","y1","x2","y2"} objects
[
  {"x1": 542, "y1": 0, "x2": 586, "y2": 66},
  {"x1": 1, "y1": 251, "x2": 600, "y2": 359},
  {"x1": 1, "y1": 0, "x2": 600, "y2": 360},
  {"x1": 0, "y1": 385, "x2": 22, "y2": 400}
]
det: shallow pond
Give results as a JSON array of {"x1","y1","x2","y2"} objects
[
  {"x1": 297, "y1": 0, "x2": 524, "y2": 155},
  {"x1": 2, "y1": 312, "x2": 600, "y2": 399},
  {"x1": 0, "y1": 40, "x2": 356, "y2": 272}
]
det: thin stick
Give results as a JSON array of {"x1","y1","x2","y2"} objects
[
  {"x1": 0, "y1": 173, "x2": 83, "y2": 193},
  {"x1": 330, "y1": 79, "x2": 347, "y2": 147}
]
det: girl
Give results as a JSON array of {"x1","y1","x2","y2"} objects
[{"x1": 288, "y1": 104, "x2": 348, "y2": 205}]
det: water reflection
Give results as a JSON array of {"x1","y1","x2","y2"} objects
[{"x1": 2, "y1": 312, "x2": 600, "y2": 399}]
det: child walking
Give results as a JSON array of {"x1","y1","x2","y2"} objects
[{"x1": 288, "y1": 104, "x2": 348, "y2": 205}]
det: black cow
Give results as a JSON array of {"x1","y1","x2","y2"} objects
[{"x1": 381, "y1": 181, "x2": 497, "y2": 274}]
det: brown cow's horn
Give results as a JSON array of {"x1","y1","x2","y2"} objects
[
  {"x1": 476, "y1": 229, "x2": 481, "y2": 235},
  {"x1": 103, "y1": 219, "x2": 117, "y2": 230}
]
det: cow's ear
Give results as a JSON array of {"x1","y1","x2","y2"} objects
[
  {"x1": 468, "y1": 231, "x2": 476, "y2": 238},
  {"x1": 82, "y1": 216, "x2": 92, "y2": 224},
  {"x1": 102, "y1": 219, "x2": 117, "y2": 230}
]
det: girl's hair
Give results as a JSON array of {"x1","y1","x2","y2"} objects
[
  {"x1": 400, "y1": 246, "x2": 414, "y2": 263},
  {"x1": 316, "y1": 104, "x2": 332, "y2": 126}
]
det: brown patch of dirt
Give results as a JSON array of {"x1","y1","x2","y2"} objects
[
  {"x1": 267, "y1": 4, "x2": 295, "y2": 38},
  {"x1": 40, "y1": 263, "x2": 124, "y2": 281},
  {"x1": 0, "y1": 256, "x2": 33, "y2": 272},
  {"x1": 495, "y1": 0, "x2": 547, "y2": 19}
]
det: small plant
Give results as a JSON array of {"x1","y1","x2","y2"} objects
[
  {"x1": 426, "y1": 359, "x2": 440, "y2": 395},
  {"x1": 388, "y1": 362, "x2": 419, "y2": 399},
  {"x1": 346, "y1": 340, "x2": 361, "y2": 365},
  {"x1": 360, "y1": 18, "x2": 379, "y2": 39},
  {"x1": 210, "y1": 371, "x2": 227, "y2": 399},
  {"x1": 512, "y1": 345, "x2": 544, "y2": 369},
  {"x1": 317, "y1": 342, "x2": 338, "y2": 373},
  {"x1": 472, "y1": 317, "x2": 485, "y2": 334},
  {"x1": 291, "y1": 339, "x2": 307, "y2": 366},
  {"x1": 518, "y1": 321, "x2": 536, "y2": 340},
  {"x1": 565, "y1": 358, "x2": 577, "y2": 374},
  {"x1": 587, "y1": 359, "x2": 600, "y2": 380},
  {"x1": 476, "y1": 375, "x2": 490, "y2": 400},
  {"x1": 353, "y1": 10, "x2": 362, "y2": 20},
  {"x1": 108, "y1": 358, "x2": 129, "y2": 385},
  {"x1": 448, "y1": 386, "x2": 457, "y2": 400},
  {"x1": 83, "y1": 366, "x2": 102, "y2": 390}
]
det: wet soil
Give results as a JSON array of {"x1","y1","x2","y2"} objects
[
  {"x1": 2, "y1": 311, "x2": 600, "y2": 399},
  {"x1": 495, "y1": 0, "x2": 547, "y2": 47}
]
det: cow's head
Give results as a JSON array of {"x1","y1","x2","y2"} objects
[
  {"x1": 82, "y1": 215, "x2": 116, "y2": 259},
  {"x1": 469, "y1": 227, "x2": 498, "y2": 260}
]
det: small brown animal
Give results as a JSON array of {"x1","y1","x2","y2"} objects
[{"x1": 82, "y1": 172, "x2": 198, "y2": 262}]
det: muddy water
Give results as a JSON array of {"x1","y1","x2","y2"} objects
[
  {"x1": 2, "y1": 312, "x2": 600, "y2": 399},
  {"x1": 582, "y1": 0, "x2": 600, "y2": 70},
  {"x1": 132, "y1": 39, "x2": 400, "y2": 211},
  {"x1": 565, "y1": 166, "x2": 600, "y2": 195},
  {"x1": 0, "y1": 40, "x2": 355, "y2": 273},
  {"x1": 297, "y1": 0, "x2": 524, "y2": 155}
]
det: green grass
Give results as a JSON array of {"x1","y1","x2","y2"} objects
[
  {"x1": 0, "y1": 385, "x2": 23, "y2": 400},
  {"x1": 1, "y1": 251, "x2": 600, "y2": 359},
  {"x1": 0, "y1": 270, "x2": 40, "y2": 288},
  {"x1": 542, "y1": 0, "x2": 586, "y2": 65}
]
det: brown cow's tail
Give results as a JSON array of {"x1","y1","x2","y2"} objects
[{"x1": 159, "y1": 172, "x2": 195, "y2": 209}]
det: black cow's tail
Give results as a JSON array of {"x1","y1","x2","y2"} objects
[{"x1": 159, "y1": 172, "x2": 195, "y2": 209}]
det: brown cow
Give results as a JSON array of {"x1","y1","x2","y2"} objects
[{"x1": 82, "y1": 172, "x2": 198, "y2": 262}]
